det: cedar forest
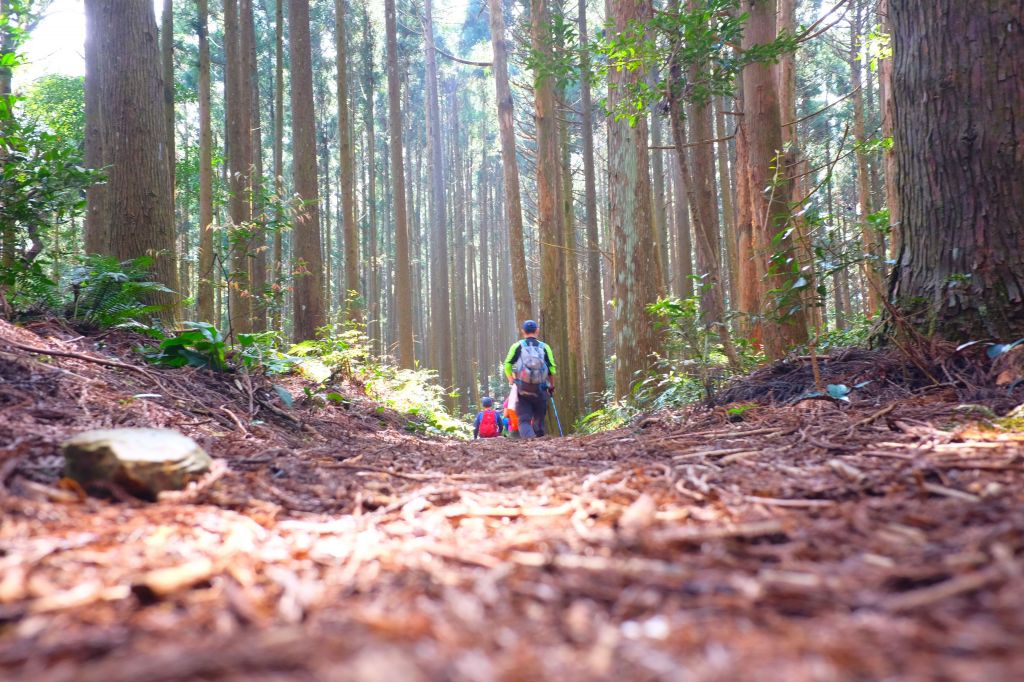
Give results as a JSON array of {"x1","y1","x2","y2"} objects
[{"x1": 0, "y1": 0, "x2": 1022, "y2": 679}]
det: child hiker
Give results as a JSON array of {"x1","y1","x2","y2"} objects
[
  {"x1": 503, "y1": 392, "x2": 519, "y2": 438},
  {"x1": 473, "y1": 396, "x2": 504, "y2": 439}
]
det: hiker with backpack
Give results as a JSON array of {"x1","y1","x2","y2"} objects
[
  {"x1": 503, "y1": 320, "x2": 557, "y2": 438},
  {"x1": 473, "y1": 396, "x2": 504, "y2": 439}
]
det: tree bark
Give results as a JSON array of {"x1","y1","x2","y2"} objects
[
  {"x1": 384, "y1": 0, "x2": 414, "y2": 366},
  {"x1": 888, "y1": 0, "x2": 1024, "y2": 341},
  {"x1": 288, "y1": 0, "x2": 325, "y2": 341},
  {"x1": 224, "y1": 0, "x2": 251, "y2": 336},
  {"x1": 608, "y1": 0, "x2": 664, "y2": 398},
  {"x1": 488, "y1": 0, "x2": 534, "y2": 324},
  {"x1": 851, "y1": 0, "x2": 884, "y2": 317},
  {"x1": 335, "y1": 0, "x2": 360, "y2": 322},
  {"x1": 83, "y1": 0, "x2": 109, "y2": 256},
  {"x1": 715, "y1": 95, "x2": 738, "y2": 307},
  {"x1": 581, "y1": 0, "x2": 602, "y2": 401},
  {"x1": 877, "y1": 0, "x2": 898, "y2": 258},
  {"x1": 361, "y1": 4, "x2": 380, "y2": 352},
  {"x1": 422, "y1": 0, "x2": 454, "y2": 399},
  {"x1": 577, "y1": 0, "x2": 606, "y2": 402},
  {"x1": 733, "y1": 79, "x2": 761, "y2": 343},
  {"x1": 196, "y1": 0, "x2": 215, "y2": 323},
  {"x1": 531, "y1": 0, "x2": 569, "y2": 416},
  {"x1": 741, "y1": 0, "x2": 807, "y2": 358},
  {"x1": 270, "y1": 0, "x2": 285, "y2": 333},
  {"x1": 243, "y1": 0, "x2": 266, "y2": 331},
  {"x1": 86, "y1": 0, "x2": 179, "y2": 325}
]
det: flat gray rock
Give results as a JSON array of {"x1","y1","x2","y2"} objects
[{"x1": 62, "y1": 428, "x2": 212, "y2": 500}]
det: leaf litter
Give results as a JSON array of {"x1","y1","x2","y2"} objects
[{"x1": 1, "y1": 319, "x2": 1023, "y2": 681}]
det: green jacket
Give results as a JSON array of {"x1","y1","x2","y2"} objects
[{"x1": 503, "y1": 338, "x2": 557, "y2": 380}]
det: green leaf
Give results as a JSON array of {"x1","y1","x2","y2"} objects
[{"x1": 272, "y1": 385, "x2": 294, "y2": 409}]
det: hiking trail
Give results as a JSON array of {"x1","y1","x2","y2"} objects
[{"x1": 1, "y1": 319, "x2": 1022, "y2": 681}]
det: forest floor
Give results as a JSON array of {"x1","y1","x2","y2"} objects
[{"x1": 1, "y1": 319, "x2": 1023, "y2": 681}]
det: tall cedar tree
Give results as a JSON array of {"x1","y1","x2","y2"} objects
[
  {"x1": 532, "y1": 0, "x2": 569, "y2": 408},
  {"x1": 84, "y1": 0, "x2": 179, "y2": 325},
  {"x1": 888, "y1": 0, "x2": 1024, "y2": 340},
  {"x1": 850, "y1": 0, "x2": 883, "y2": 316},
  {"x1": 225, "y1": 0, "x2": 252, "y2": 335},
  {"x1": 244, "y1": 0, "x2": 267, "y2": 331},
  {"x1": 361, "y1": 4, "x2": 380, "y2": 351},
  {"x1": 740, "y1": 0, "x2": 807, "y2": 358},
  {"x1": 422, "y1": 0, "x2": 454, "y2": 399},
  {"x1": 335, "y1": 0, "x2": 360, "y2": 321},
  {"x1": 197, "y1": 0, "x2": 215, "y2": 323},
  {"x1": 576, "y1": 0, "x2": 605, "y2": 402},
  {"x1": 384, "y1": 0, "x2": 415, "y2": 367},
  {"x1": 608, "y1": 0, "x2": 664, "y2": 398},
  {"x1": 488, "y1": 0, "x2": 534, "y2": 323},
  {"x1": 288, "y1": 0, "x2": 326, "y2": 341}
]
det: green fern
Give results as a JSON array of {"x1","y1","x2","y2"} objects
[{"x1": 66, "y1": 255, "x2": 173, "y2": 329}]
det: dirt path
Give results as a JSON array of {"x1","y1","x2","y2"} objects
[{"x1": 1, "y1": 321, "x2": 1023, "y2": 681}]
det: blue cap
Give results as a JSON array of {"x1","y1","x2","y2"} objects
[
  {"x1": 522, "y1": 319, "x2": 538, "y2": 333},
  {"x1": 482, "y1": 396, "x2": 494, "y2": 407}
]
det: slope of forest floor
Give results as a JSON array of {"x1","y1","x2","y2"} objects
[{"x1": 1, "y1": 319, "x2": 1023, "y2": 681}]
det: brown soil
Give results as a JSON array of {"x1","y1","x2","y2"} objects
[{"x1": 1, "y1": 319, "x2": 1022, "y2": 681}]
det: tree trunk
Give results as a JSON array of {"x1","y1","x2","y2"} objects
[
  {"x1": 715, "y1": 95, "x2": 738, "y2": 308},
  {"x1": 878, "y1": 0, "x2": 898, "y2": 258},
  {"x1": 559, "y1": 77, "x2": 583, "y2": 431},
  {"x1": 779, "y1": 0, "x2": 818, "y2": 332},
  {"x1": 670, "y1": 149, "x2": 694, "y2": 300},
  {"x1": 160, "y1": 0, "x2": 175, "y2": 195},
  {"x1": 270, "y1": 0, "x2": 285, "y2": 333},
  {"x1": 733, "y1": 78, "x2": 761, "y2": 343},
  {"x1": 335, "y1": 0, "x2": 360, "y2": 322},
  {"x1": 422, "y1": 0, "x2": 454, "y2": 400},
  {"x1": 741, "y1": 0, "x2": 807, "y2": 358},
  {"x1": 289, "y1": 0, "x2": 325, "y2": 341},
  {"x1": 83, "y1": 0, "x2": 109, "y2": 256},
  {"x1": 224, "y1": 0, "x2": 251, "y2": 336},
  {"x1": 362, "y1": 4, "x2": 380, "y2": 352},
  {"x1": 888, "y1": 0, "x2": 1024, "y2": 341},
  {"x1": 687, "y1": 91, "x2": 740, "y2": 368},
  {"x1": 531, "y1": 0, "x2": 569, "y2": 414},
  {"x1": 160, "y1": 0, "x2": 176, "y2": 280},
  {"x1": 851, "y1": 0, "x2": 884, "y2": 317},
  {"x1": 86, "y1": 0, "x2": 179, "y2": 325},
  {"x1": 577, "y1": 0, "x2": 606, "y2": 402},
  {"x1": 608, "y1": 0, "x2": 664, "y2": 398},
  {"x1": 384, "y1": 0, "x2": 414, "y2": 366},
  {"x1": 488, "y1": 0, "x2": 534, "y2": 323},
  {"x1": 196, "y1": 0, "x2": 215, "y2": 323},
  {"x1": 650, "y1": 102, "x2": 669, "y2": 293},
  {"x1": 243, "y1": 0, "x2": 266, "y2": 332}
]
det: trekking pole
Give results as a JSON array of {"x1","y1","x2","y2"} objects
[{"x1": 550, "y1": 396, "x2": 564, "y2": 437}]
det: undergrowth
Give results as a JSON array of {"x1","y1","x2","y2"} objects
[
  {"x1": 576, "y1": 294, "x2": 763, "y2": 434},
  {"x1": 144, "y1": 321, "x2": 468, "y2": 438},
  {"x1": 291, "y1": 325, "x2": 468, "y2": 437}
]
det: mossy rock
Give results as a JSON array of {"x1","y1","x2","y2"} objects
[{"x1": 62, "y1": 428, "x2": 211, "y2": 500}]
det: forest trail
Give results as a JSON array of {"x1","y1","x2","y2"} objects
[{"x1": 1, "y1": 320, "x2": 1023, "y2": 681}]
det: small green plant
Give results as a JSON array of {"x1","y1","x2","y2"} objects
[
  {"x1": 142, "y1": 322, "x2": 228, "y2": 371},
  {"x1": 575, "y1": 398, "x2": 639, "y2": 435},
  {"x1": 237, "y1": 331, "x2": 301, "y2": 374},
  {"x1": 725, "y1": 403, "x2": 757, "y2": 422}
]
